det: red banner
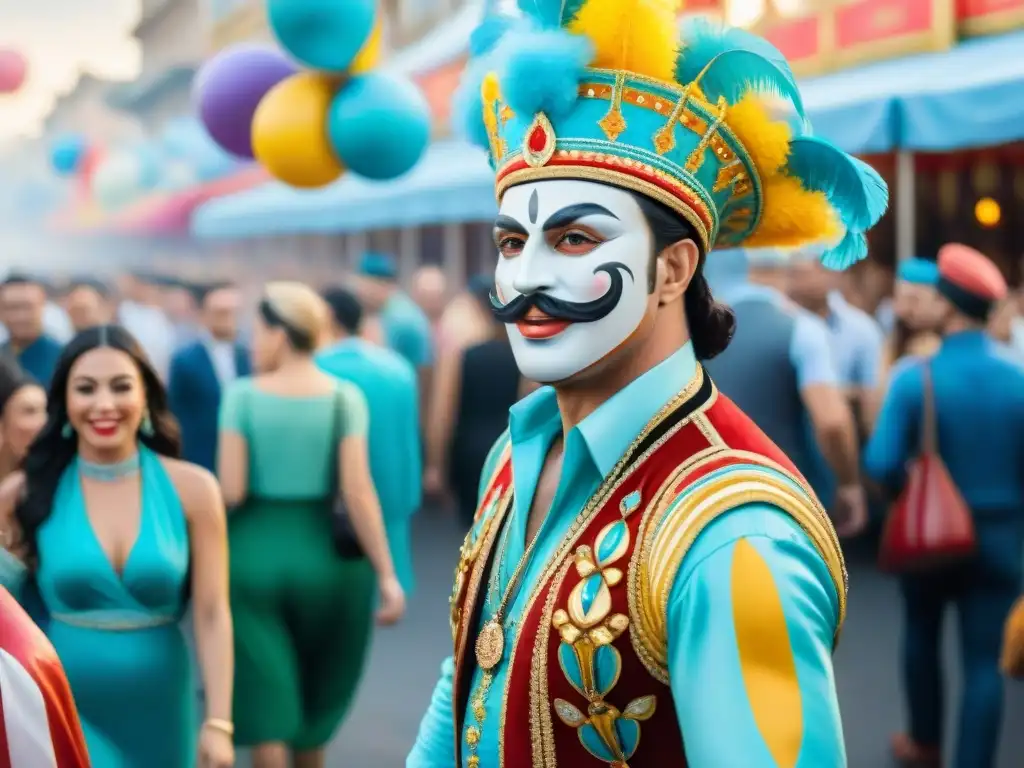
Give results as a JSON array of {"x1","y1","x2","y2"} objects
[
  {"x1": 833, "y1": 0, "x2": 953, "y2": 67},
  {"x1": 743, "y1": 0, "x2": 954, "y2": 76},
  {"x1": 957, "y1": 0, "x2": 1024, "y2": 34}
]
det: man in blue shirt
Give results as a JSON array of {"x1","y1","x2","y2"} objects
[
  {"x1": 866, "y1": 243, "x2": 1024, "y2": 768},
  {"x1": 317, "y1": 287, "x2": 422, "y2": 596},
  {"x1": 707, "y1": 248, "x2": 866, "y2": 528},
  {"x1": 0, "y1": 274, "x2": 63, "y2": 387}
]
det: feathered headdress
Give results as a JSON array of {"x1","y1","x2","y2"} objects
[{"x1": 453, "y1": 4, "x2": 888, "y2": 268}]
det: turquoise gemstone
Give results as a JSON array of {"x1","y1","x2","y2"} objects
[
  {"x1": 616, "y1": 718, "x2": 641, "y2": 759},
  {"x1": 580, "y1": 723, "x2": 617, "y2": 762},
  {"x1": 620, "y1": 490, "x2": 642, "y2": 515},
  {"x1": 580, "y1": 573, "x2": 605, "y2": 616},
  {"x1": 558, "y1": 643, "x2": 585, "y2": 693},
  {"x1": 596, "y1": 520, "x2": 627, "y2": 564},
  {"x1": 593, "y1": 644, "x2": 621, "y2": 698}
]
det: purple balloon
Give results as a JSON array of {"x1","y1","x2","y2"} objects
[{"x1": 194, "y1": 45, "x2": 297, "y2": 159}]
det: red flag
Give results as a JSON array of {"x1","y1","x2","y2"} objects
[{"x1": 0, "y1": 588, "x2": 90, "y2": 767}]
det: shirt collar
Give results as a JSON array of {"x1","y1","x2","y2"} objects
[{"x1": 508, "y1": 342, "x2": 699, "y2": 477}]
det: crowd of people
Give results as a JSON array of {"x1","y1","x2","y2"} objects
[
  {"x1": 0, "y1": 237, "x2": 1021, "y2": 767},
  {"x1": 0, "y1": 252, "x2": 522, "y2": 768}
]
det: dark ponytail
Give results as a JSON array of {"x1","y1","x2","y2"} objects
[
  {"x1": 629, "y1": 191, "x2": 736, "y2": 360},
  {"x1": 683, "y1": 273, "x2": 735, "y2": 360}
]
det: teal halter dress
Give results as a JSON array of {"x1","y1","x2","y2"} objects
[{"x1": 36, "y1": 447, "x2": 195, "y2": 767}]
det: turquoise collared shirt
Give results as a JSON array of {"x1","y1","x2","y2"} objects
[
  {"x1": 408, "y1": 343, "x2": 844, "y2": 767},
  {"x1": 316, "y1": 337, "x2": 422, "y2": 595}
]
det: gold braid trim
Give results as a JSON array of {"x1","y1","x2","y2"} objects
[{"x1": 628, "y1": 464, "x2": 846, "y2": 684}]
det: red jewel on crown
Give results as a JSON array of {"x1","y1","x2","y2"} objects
[{"x1": 523, "y1": 112, "x2": 556, "y2": 168}]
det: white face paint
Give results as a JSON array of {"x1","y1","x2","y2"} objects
[{"x1": 493, "y1": 179, "x2": 653, "y2": 383}]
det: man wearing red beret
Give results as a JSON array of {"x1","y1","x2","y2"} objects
[
  {"x1": 865, "y1": 243, "x2": 1024, "y2": 768},
  {"x1": 0, "y1": 587, "x2": 91, "y2": 767}
]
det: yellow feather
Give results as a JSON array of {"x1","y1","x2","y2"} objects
[
  {"x1": 726, "y1": 95, "x2": 791, "y2": 176},
  {"x1": 742, "y1": 175, "x2": 841, "y2": 249},
  {"x1": 568, "y1": 0, "x2": 682, "y2": 82},
  {"x1": 724, "y1": 93, "x2": 842, "y2": 249}
]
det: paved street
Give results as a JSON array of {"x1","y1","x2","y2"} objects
[{"x1": 237, "y1": 509, "x2": 1024, "y2": 767}]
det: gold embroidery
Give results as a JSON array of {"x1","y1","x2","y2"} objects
[
  {"x1": 465, "y1": 514, "x2": 517, "y2": 768},
  {"x1": 652, "y1": 85, "x2": 697, "y2": 155},
  {"x1": 524, "y1": 558, "x2": 572, "y2": 768},
  {"x1": 512, "y1": 367, "x2": 707, "y2": 766},
  {"x1": 453, "y1": 487, "x2": 514, "y2": 762},
  {"x1": 550, "y1": 508, "x2": 657, "y2": 765},
  {"x1": 630, "y1": 461, "x2": 846, "y2": 684},
  {"x1": 626, "y1": 442, "x2": 723, "y2": 682},
  {"x1": 685, "y1": 96, "x2": 729, "y2": 174},
  {"x1": 597, "y1": 72, "x2": 628, "y2": 142},
  {"x1": 450, "y1": 480, "x2": 507, "y2": 643}
]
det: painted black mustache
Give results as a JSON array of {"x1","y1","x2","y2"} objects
[{"x1": 489, "y1": 261, "x2": 634, "y2": 325}]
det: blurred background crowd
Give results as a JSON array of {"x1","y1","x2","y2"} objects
[{"x1": 1, "y1": 0, "x2": 1024, "y2": 765}]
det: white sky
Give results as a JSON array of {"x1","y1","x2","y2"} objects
[{"x1": 0, "y1": 0, "x2": 142, "y2": 143}]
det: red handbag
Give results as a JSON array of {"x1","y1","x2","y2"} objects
[{"x1": 878, "y1": 363, "x2": 977, "y2": 572}]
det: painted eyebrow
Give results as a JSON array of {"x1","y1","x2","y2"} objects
[
  {"x1": 493, "y1": 215, "x2": 528, "y2": 236},
  {"x1": 542, "y1": 203, "x2": 620, "y2": 232}
]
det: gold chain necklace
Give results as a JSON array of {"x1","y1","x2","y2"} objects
[
  {"x1": 464, "y1": 502, "x2": 517, "y2": 767},
  {"x1": 475, "y1": 498, "x2": 537, "y2": 671}
]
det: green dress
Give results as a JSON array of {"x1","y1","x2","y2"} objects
[{"x1": 220, "y1": 378, "x2": 376, "y2": 749}]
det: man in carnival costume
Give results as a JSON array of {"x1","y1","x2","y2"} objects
[{"x1": 409, "y1": 1, "x2": 887, "y2": 765}]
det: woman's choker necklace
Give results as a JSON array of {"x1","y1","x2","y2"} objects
[{"x1": 79, "y1": 453, "x2": 141, "y2": 482}]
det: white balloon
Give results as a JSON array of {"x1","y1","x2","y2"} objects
[{"x1": 91, "y1": 152, "x2": 144, "y2": 210}]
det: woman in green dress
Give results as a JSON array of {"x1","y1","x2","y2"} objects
[{"x1": 218, "y1": 281, "x2": 405, "y2": 768}]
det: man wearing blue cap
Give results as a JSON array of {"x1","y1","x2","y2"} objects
[
  {"x1": 706, "y1": 248, "x2": 865, "y2": 530},
  {"x1": 866, "y1": 243, "x2": 1024, "y2": 768},
  {"x1": 879, "y1": 257, "x2": 943, "y2": 384}
]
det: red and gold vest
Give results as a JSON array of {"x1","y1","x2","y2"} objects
[{"x1": 449, "y1": 366, "x2": 847, "y2": 767}]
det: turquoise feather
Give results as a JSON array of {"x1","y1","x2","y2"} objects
[
  {"x1": 516, "y1": 0, "x2": 586, "y2": 28},
  {"x1": 559, "y1": 0, "x2": 588, "y2": 25},
  {"x1": 676, "y1": 19, "x2": 802, "y2": 115},
  {"x1": 785, "y1": 135, "x2": 888, "y2": 232},
  {"x1": 820, "y1": 230, "x2": 869, "y2": 271},
  {"x1": 677, "y1": 18, "x2": 795, "y2": 80},
  {"x1": 695, "y1": 50, "x2": 804, "y2": 117},
  {"x1": 784, "y1": 135, "x2": 889, "y2": 270},
  {"x1": 470, "y1": 14, "x2": 521, "y2": 57},
  {"x1": 500, "y1": 29, "x2": 593, "y2": 120}
]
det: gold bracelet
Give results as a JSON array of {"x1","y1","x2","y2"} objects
[{"x1": 203, "y1": 718, "x2": 234, "y2": 737}]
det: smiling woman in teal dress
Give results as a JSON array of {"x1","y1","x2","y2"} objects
[{"x1": 0, "y1": 325, "x2": 234, "y2": 768}]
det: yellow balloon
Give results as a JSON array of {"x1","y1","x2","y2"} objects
[
  {"x1": 351, "y1": 17, "x2": 382, "y2": 74},
  {"x1": 251, "y1": 72, "x2": 344, "y2": 188}
]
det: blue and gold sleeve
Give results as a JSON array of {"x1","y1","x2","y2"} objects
[{"x1": 667, "y1": 504, "x2": 846, "y2": 767}]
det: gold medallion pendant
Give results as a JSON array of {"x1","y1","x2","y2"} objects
[{"x1": 476, "y1": 620, "x2": 504, "y2": 670}]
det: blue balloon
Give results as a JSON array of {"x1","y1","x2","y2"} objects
[
  {"x1": 51, "y1": 135, "x2": 87, "y2": 175},
  {"x1": 267, "y1": 0, "x2": 376, "y2": 72},
  {"x1": 327, "y1": 73, "x2": 431, "y2": 181}
]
